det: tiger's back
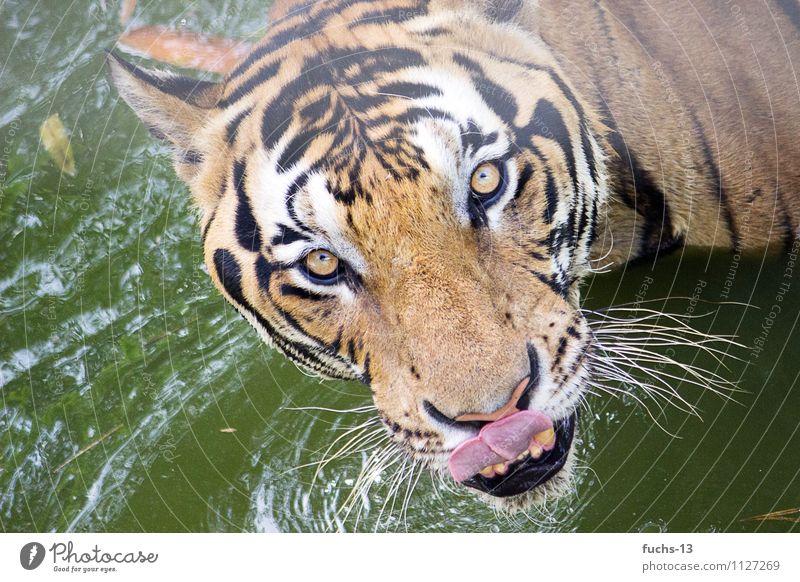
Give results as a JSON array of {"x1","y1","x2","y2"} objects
[{"x1": 535, "y1": 0, "x2": 800, "y2": 262}]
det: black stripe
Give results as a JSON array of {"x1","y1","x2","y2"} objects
[
  {"x1": 452, "y1": 53, "x2": 519, "y2": 123},
  {"x1": 351, "y1": 4, "x2": 430, "y2": 26},
  {"x1": 299, "y1": 93, "x2": 332, "y2": 122},
  {"x1": 279, "y1": 283, "x2": 328, "y2": 301},
  {"x1": 527, "y1": 145, "x2": 559, "y2": 223},
  {"x1": 514, "y1": 160, "x2": 534, "y2": 200},
  {"x1": 543, "y1": 169, "x2": 558, "y2": 224},
  {"x1": 271, "y1": 224, "x2": 310, "y2": 246},
  {"x1": 529, "y1": 268, "x2": 567, "y2": 298},
  {"x1": 598, "y1": 101, "x2": 676, "y2": 257},
  {"x1": 276, "y1": 127, "x2": 322, "y2": 170},
  {"x1": 346, "y1": 47, "x2": 427, "y2": 79},
  {"x1": 776, "y1": 186, "x2": 796, "y2": 251},
  {"x1": 284, "y1": 175, "x2": 312, "y2": 233},
  {"x1": 366, "y1": 106, "x2": 456, "y2": 129},
  {"x1": 597, "y1": 103, "x2": 636, "y2": 210},
  {"x1": 255, "y1": 255, "x2": 326, "y2": 346},
  {"x1": 628, "y1": 151, "x2": 675, "y2": 257},
  {"x1": 776, "y1": 0, "x2": 800, "y2": 32},
  {"x1": 213, "y1": 248, "x2": 248, "y2": 307},
  {"x1": 418, "y1": 26, "x2": 451, "y2": 36},
  {"x1": 529, "y1": 99, "x2": 580, "y2": 252},
  {"x1": 393, "y1": 106, "x2": 457, "y2": 127},
  {"x1": 587, "y1": 196, "x2": 600, "y2": 248},
  {"x1": 529, "y1": 99, "x2": 577, "y2": 192},
  {"x1": 376, "y1": 81, "x2": 443, "y2": 101},
  {"x1": 233, "y1": 159, "x2": 263, "y2": 252},
  {"x1": 329, "y1": 326, "x2": 344, "y2": 356},
  {"x1": 475, "y1": 80, "x2": 519, "y2": 126},
  {"x1": 220, "y1": 61, "x2": 281, "y2": 109},
  {"x1": 529, "y1": 249, "x2": 546, "y2": 260},
  {"x1": 485, "y1": 0, "x2": 523, "y2": 22},
  {"x1": 460, "y1": 120, "x2": 499, "y2": 155},
  {"x1": 534, "y1": 66, "x2": 598, "y2": 185},
  {"x1": 225, "y1": 107, "x2": 253, "y2": 144},
  {"x1": 261, "y1": 83, "x2": 304, "y2": 152},
  {"x1": 552, "y1": 337, "x2": 568, "y2": 368},
  {"x1": 605, "y1": 15, "x2": 730, "y2": 252},
  {"x1": 468, "y1": 197, "x2": 489, "y2": 227},
  {"x1": 690, "y1": 111, "x2": 740, "y2": 249},
  {"x1": 202, "y1": 206, "x2": 218, "y2": 242},
  {"x1": 575, "y1": 189, "x2": 592, "y2": 250},
  {"x1": 360, "y1": 352, "x2": 372, "y2": 385},
  {"x1": 546, "y1": 222, "x2": 571, "y2": 265},
  {"x1": 182, "y1": 150, "x2": 202, "y2": 164}
]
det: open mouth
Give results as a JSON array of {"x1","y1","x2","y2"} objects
[{"x1": 449, "y1": 410, "x2": 577, "y2": 498}]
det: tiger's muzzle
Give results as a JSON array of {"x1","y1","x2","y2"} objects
[
  {"x1": 425, "y1": 359, "x2": 579, "y2": 498},
  {"x1": 455, "y1": 410, "x2": 577, "y2": 497}
]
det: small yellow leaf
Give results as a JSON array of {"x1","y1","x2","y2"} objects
[
  {"x1": 219, "y1": 427, "x2": 237, "y2": 433},
  {"x1": 39, "y1": 113, "x2": 76, "y2": 176}
]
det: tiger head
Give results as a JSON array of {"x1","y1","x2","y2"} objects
[{"x1": 108, "y1": 0, "x2": 609, "y2": 511}]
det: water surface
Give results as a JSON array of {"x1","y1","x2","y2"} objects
[{"x1": 1, "y1": 0, "x2": 798, "y2": 533}]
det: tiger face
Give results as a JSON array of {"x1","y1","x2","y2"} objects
[{"x1": 108, "y1": 0, "x2": 609, "y2": 510}]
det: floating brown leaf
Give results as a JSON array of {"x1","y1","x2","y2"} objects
[
  {"x1": 117, "y1": 25, "x2": 251, "y2": 74},
  {"x1": 120, "y1": 0, "x2": 136, "y2": 26},
  {"x1": 39, "y1": 113, "x2": 76, "y2": 176}
]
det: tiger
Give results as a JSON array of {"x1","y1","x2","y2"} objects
[{"x1": 107, "y1": 0, "x2": 800, "y2": 513}]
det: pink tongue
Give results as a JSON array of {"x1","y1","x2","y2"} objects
[{"x1": 448, "y1": 410, "x2": 553, "y2": 482}]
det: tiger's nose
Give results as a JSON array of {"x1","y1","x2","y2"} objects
[
  {"x1": 423, "y1": 343, "x2": 541, "y2": 428},
  {"x1": 455, "y1": 376, "x2": 532, "y2": 423}
]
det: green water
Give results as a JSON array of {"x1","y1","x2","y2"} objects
[{"x1": 1, "y1": 0, "x2": 798, "y2": 533}]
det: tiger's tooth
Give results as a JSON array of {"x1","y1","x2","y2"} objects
[
  {"x1": 529, "y1": 444, "x2": 543, "y2": 459},
  {"x1": 534, "y1": 428, "x2": 556, "y2": 447},
  {"x1": 479, "y1": 466, "x2": 496, "y2": 478},
  {"x1": 493, "y1": 462, "x2": 508, "y2": 475},
  {"x1": 516, "y1": 450, "x2": 530, "y2": 461}
]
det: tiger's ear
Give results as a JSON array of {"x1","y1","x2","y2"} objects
[{"x1": 106, "y1": 51, "x2": 223, "y2": 176}]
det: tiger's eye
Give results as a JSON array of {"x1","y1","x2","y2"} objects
[
  {"x1": 305, "y1": 249, "x2": 339, "y2": 278},
  {"x1": 470, "y1": 162, "x2": 503, "y2": 197}
]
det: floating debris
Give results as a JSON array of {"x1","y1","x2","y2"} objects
[
  {"x1": 117, "y1": 25, "x2": 251, "y2": 74},
  {"x1": 39, "y1": 113, "x2": 76, "y2": 176},
  {"x1": 54, "y1": 425, "x2": 124, "y2": 472},
  {"x1": 120, "y1": 0, "x2": 137, "y2": 26},
  {"x1": 746, "y1": 508, "x2": 800, "y2": 523}
]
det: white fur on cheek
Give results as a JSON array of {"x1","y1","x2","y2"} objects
[{"x1": 250, "y1": 147, "x2": 307, "y2": 245}]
